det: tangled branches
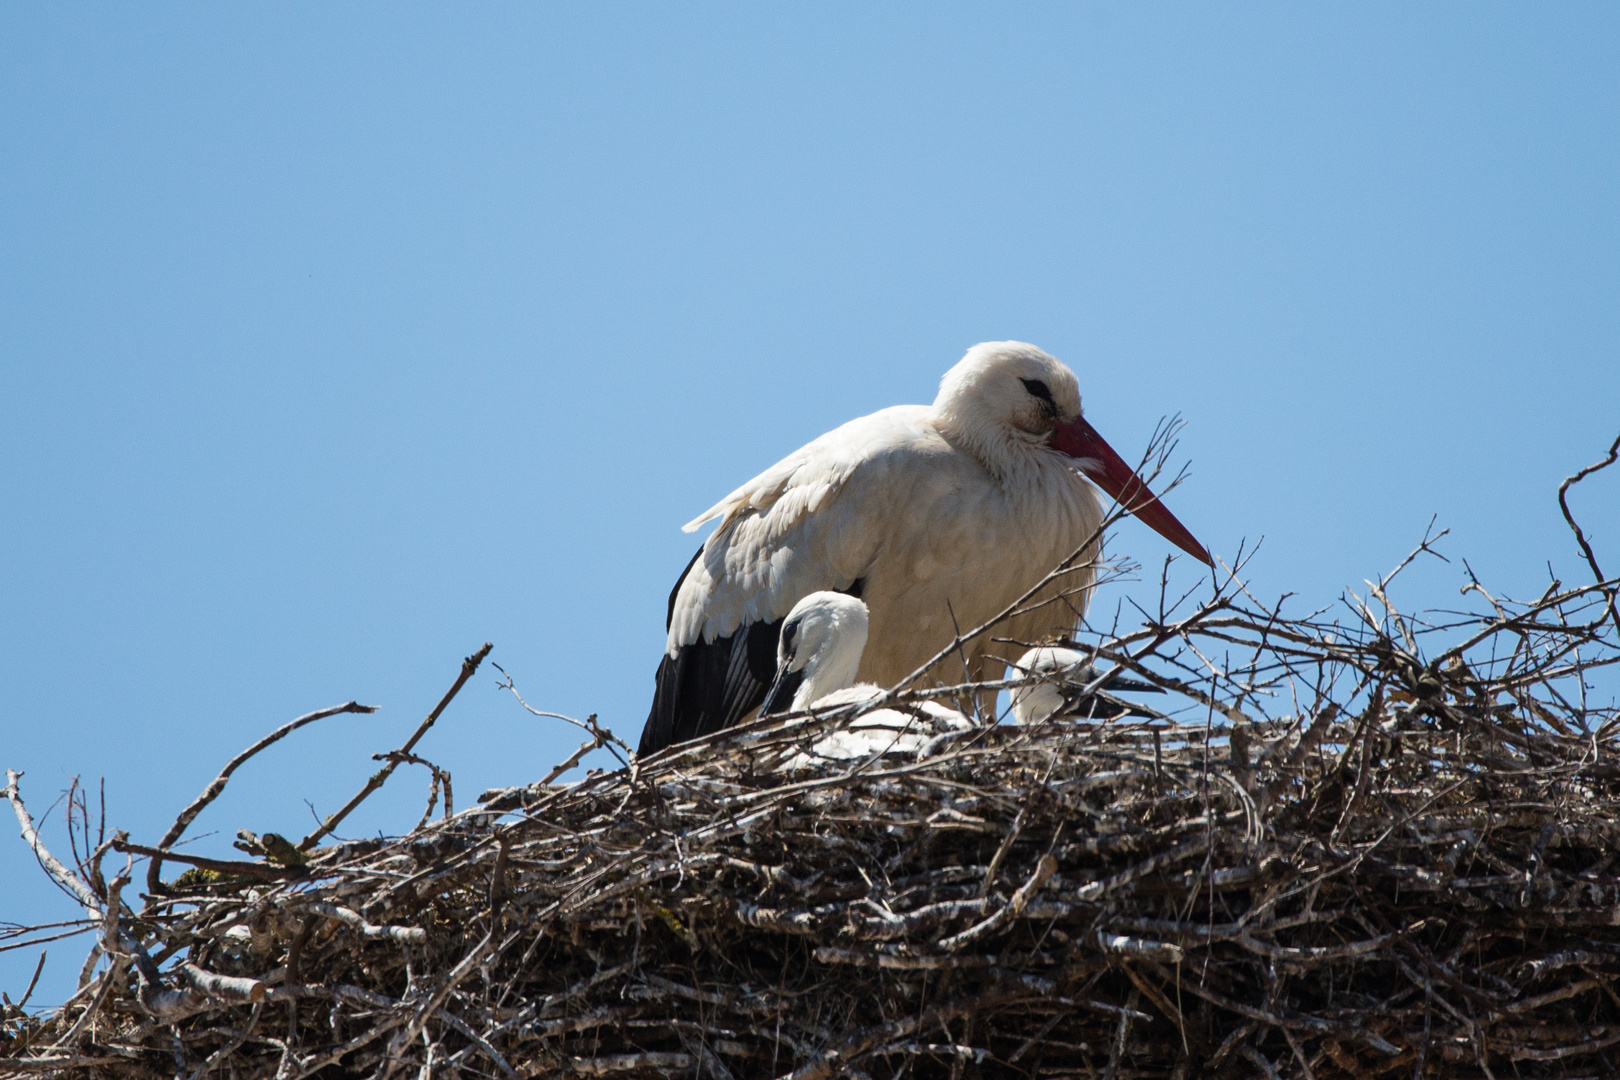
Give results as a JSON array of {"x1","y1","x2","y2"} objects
[{"x1": 3, "y1": 439, "x2": 1619, "y2": 1079}]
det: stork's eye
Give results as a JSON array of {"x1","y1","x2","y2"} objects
[
  {"x1": 1020, "y1": 377, "x2": 1058, "y2": 417},
  {"x1": 1020, "y1": 378, "x2": 1054, "y2": 405}
]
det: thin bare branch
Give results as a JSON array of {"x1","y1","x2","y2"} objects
[{"x1": 147, "y1": 701, "x2": 377, "y2": 898}]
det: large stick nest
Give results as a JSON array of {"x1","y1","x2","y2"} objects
[{"x1": 5, "y1": 443, "x2": 1620, "y2": 1079}]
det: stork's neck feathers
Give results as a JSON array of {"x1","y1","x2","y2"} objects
[{"x1": 931, "y1": 403, "x2": 1057, "y2": 485}]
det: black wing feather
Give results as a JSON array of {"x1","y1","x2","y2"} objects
[
  {"x1": 638, "y1": 548, "x2": 869, "y2": 756},
  {"x1": 639, "y1": 617, "x2": 782, "y2": 756}
]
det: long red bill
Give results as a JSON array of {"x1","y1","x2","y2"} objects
[{"x1": 1050, "y1": 416, "x2": 1213, "y2": 566}]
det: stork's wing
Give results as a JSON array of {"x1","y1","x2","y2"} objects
[
  {"x1": 639, "y1": 406, "x2": 935, "y2": 755},
  {"x1": 638, "y1": 592, "x2": 785, "y2": 756}
]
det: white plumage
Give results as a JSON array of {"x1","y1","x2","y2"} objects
[
  {"x1": 1008, "y1": 645, "x2": 1167, "y2": 725},
  {"x1": 640, "y1": 341, "x2": 1208, "y2": 755},
  {"x1": 674, "y1": 347, "x2": 1101, "y2": 676},
  {"x1": 1009, "y1": 646, "x2": 1096, "y2": 725}
]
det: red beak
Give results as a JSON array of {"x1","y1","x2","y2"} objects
[{"x1": 1050, "y1": 416, "x2": 1213, "y2": 566}]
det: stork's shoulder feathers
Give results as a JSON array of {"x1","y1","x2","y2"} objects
[
  {"x1": 669, "y1": 406, "x2": 950, "y2": 652},
  {"x1": 681, "y1": 405, "x2": 942, "y2": 538}
]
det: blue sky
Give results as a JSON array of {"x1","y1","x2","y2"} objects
[{"x1": 3, "y1": 5, "x2": 1617, "y2": 1006}]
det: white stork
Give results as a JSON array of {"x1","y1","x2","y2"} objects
[
  {"x1": 757, "y1": 591, "x2": 973, "y2": 764},
  {"x1": 756, "y1": 591, "x2": 875, "y2": 715},
  {"x1": 639, "y1": 341, "x2": 1209, "y2": 755},
  {"x1": 1007, "y1": 645, "x2": 1166, "y2": 725}
]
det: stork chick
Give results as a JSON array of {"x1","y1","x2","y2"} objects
[
  {"x1": 1008, "y1": 645, "x2": 1165, "y2": 725},
  {"x1": 760, "y1": 592, "x2": 972, "y2": 763}
]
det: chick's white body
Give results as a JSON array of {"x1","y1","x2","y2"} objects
[
  {"x1": 1009, "y1": 646, "x2": 1093, "y2": 725},
  {"x1": 792, "y1": 687, "x2": 974, "y2": 765}
]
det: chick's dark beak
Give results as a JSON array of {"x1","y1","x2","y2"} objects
[{"x1": 759, "y1": 666, "x2": 806, "y2": 716}]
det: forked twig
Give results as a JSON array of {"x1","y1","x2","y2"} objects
[{"x1": 299, "y1": 644, "x2": 490, "y2": 851}]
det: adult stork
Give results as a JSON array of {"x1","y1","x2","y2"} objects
[{"x1": 638, "y1": 341, "x2": 1210, "y2": 755}]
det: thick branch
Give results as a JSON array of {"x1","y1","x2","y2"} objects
[{"x1": 5, "y1": 771, "x2": 102, "y2": 912}]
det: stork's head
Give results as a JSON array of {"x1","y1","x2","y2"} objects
[
  {"x1": 935, "y1": 341, "x2": 1082, "y2": 446},
  {"x1": 759, "y1": 591, "x2": 870, "y2": 716},
  {"x1": 934, "y1": 341, "x2": 1212, "y2": 566}
]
